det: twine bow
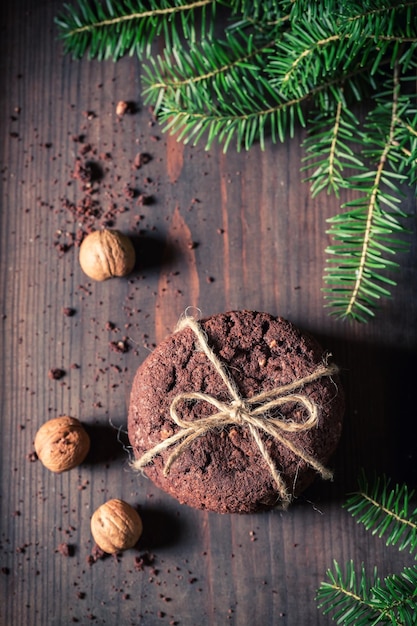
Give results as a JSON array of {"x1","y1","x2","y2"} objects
[{"x1": 133, "y1": 315, "x2": 339, "y2": 507}]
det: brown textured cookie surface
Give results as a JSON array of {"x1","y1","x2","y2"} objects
[{"x1": 128, "y1": 310, "x2": 344, "y2": 513}]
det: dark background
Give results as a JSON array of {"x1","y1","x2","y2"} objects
[{"x1": 1, "y1": 2, "x2": 416, "y2": 624}]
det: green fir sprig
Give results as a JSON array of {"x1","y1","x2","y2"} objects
[
  {"x1": 55, "y1": 0, "x2": 417, "y2": 322},
  {"x1": 317, "y1": 472, "x2": 417, "y2": 625},
  {"x1": 55, "y1": 0, "x2": 221, "y2": 59}
]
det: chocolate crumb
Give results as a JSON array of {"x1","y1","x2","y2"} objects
[
  {"x1": 109, "y1": 339, "x2": 130, "y2": 354},
  {"x1": 123, "y1": 185, "x2": 139, "y2": 199},
  {"x1": 86, "y1": 545, "x2": 106, "y2": 566},
  {"x1": 72, "y1": 158, "x2": 93, "y2": 185},
  {"x1": 137, "y1": 194, "x2": 153, "y2": 206},
  {"x1": 82, "y1": 110, "x2": 96, "y2": 120},
  {"x1": 134, "y1": 552, "x2": 156, "y2": 571},
  {"x1": 133, "y1": 152, "x2": 152, "y2": 169},
  {"x1": 56, "y1": 542, "x2": 75, "y2": 557},
  {"x1": 48, "y1": 368, "x2": 65, "y2": 380}
]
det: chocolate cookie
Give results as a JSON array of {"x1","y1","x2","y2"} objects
[{"x1": 128, "y1": 310, "x2": 344, "y2": 513}]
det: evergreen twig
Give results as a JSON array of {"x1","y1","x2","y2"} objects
[
  {"x1": 317, "y1": 472, "x2": 417, "y2": 625},
  {"x1": 323, "y1": 64, "x2": 415, "y2": 322},
  {"x1": 317, "y1": 560, "x2": 382, "y2": 624},
  {"x1": 55, "y1": 0, "x2": 220, "y2": 59},
  {"x1": 345, "y1": 471, "x2": 417, "y2": 555}
]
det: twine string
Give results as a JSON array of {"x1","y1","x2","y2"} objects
[{"x1": 133, "y1": 314, "x2": 339, "y2": 506}]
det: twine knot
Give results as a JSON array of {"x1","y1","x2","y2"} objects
[
  {"x1": 229, "y1": 400, "x2": 248, "y2": 424},
  {"x1": 132, "y1": 314, "x2": 339, "y2": 508}
]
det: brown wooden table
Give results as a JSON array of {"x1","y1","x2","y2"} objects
[{"x1": 1, "y1": 2, "x2": 416, "y2": 625}]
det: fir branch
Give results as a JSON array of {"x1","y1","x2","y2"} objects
[
  {"x1": 226, "y1": 1, "x2": 290, "y2": 36},
  {"x1": 316, "y1": 560, "x2": 381, "y2": 625},
  {"x1": 267, "y1": 1, "x2": 417, "y2": 102},
  {"x1": 318, "y1": 472, "x2": 417, "y2": 625},
  {"x1": 152, "y1": 70, "x2": 309, "y2": 151},
  {"x1": 370, "y1": 566, "x2": 417, "y2": 624},
  {"x1": 318, "y1": 561, "x2": 417, "y2": 626},
  {"x1": 323, "y1": 64, "x2": 414, "y2": 322},
  {"x1": 342, "y1": 0, "x2": 417, "y2": 30},
  {"x1": 273, "y1": 31, "x2": 416, "y2": 97},
  {"x1": 55, "y1": 0, "x2": 221, "y2": 60},
  {"x1": 142, "y1": 30, "x2": 276, "y2": 114},
  {"x1": 267, "y1": 20, "x2": 365, "y2": 99},
  {"x1": 302, "y1": 96, "x2": 365, "y2": 197},
  {"x1": 229, "y1": 0, "x2": 288, "y2": 22},
  {"x1": 151, "y1": 63, "x2": 378, "y2": 152},
  {"x1": 345, "y1": 472, "x2": 417, "y2": 555},
  {"x1": 393, "y1": 106, "x2": 417, "y2": 184}
]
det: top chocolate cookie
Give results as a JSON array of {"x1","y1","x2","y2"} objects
[{"x1": 128, "y1": 310, "x2": 344, "y2": 513}]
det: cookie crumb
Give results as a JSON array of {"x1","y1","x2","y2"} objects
[
  {"x1": 48, "y1": 368, "x2": 65, "y2": 380},
  {"x1": 56, "y1": 542, "x2": 75, "y2": 557}
]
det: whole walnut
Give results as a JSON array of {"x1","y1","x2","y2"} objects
[
  {"x1": 34, "y1": 416, "x2": 90, "y2": 473},
  {"x1": 91, "y1": 499, "x2": 143, "y2": 553},
  {"x1": 79, "y1": 229, "x2": 135, "y2": 281}
]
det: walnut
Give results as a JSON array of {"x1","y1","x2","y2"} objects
[
  {"x1": 90, "y1": 499, "x2": 143, "y2": 553},
  {"x1": 34, "y1": 416, "x2": 90, "y2": 473},
  {"x1": 79, "y1": 229, "x2": 135, "y2": 281}
]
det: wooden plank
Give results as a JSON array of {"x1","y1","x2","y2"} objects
[{"x1": 1, "y1": 2, "x2": 416, "y2": 625}]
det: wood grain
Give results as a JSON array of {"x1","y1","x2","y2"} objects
[{"x1": 1, "y1": 2, "x2": 416, "y2": 625}]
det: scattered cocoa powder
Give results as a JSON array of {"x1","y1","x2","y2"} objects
[{"x1": 57, "y1": 122, "x2": 154, "y2": 254}]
